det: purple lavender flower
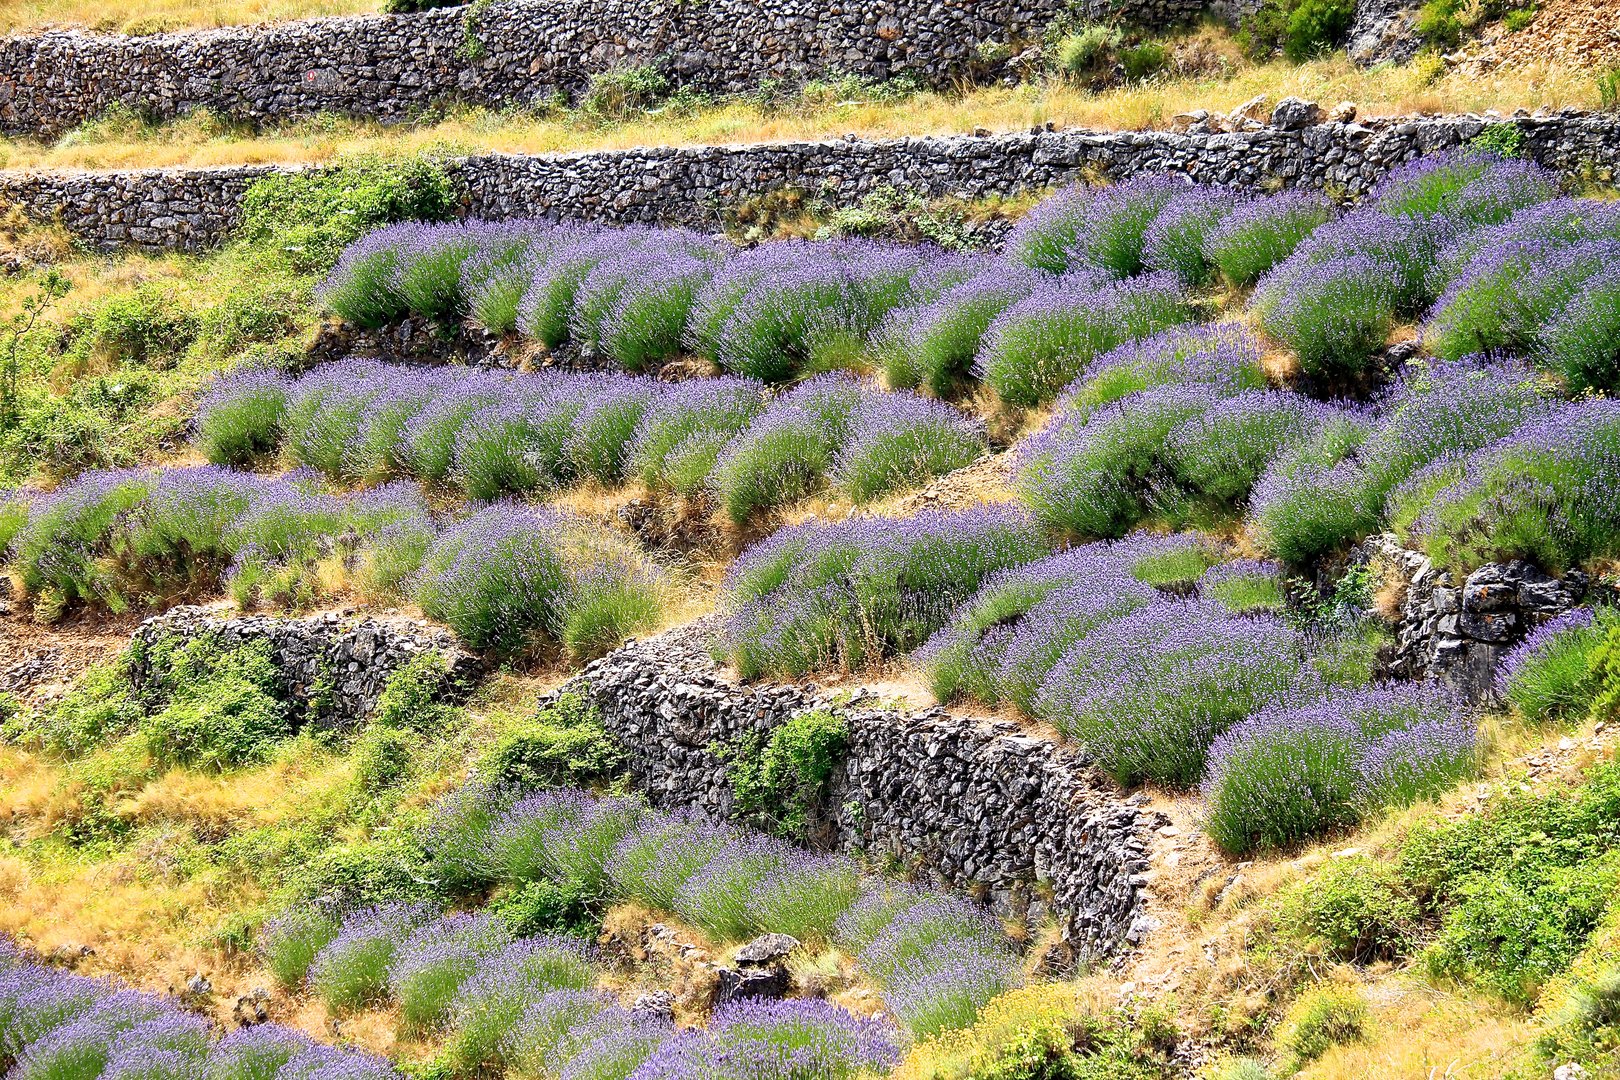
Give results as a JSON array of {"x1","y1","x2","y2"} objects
[
  {"x1": 1036, "y1": 598, "x2": 1308, "y2": 785},
  {"x1": 832, "y1": 393, "x2": 986, "y2": 504},
  {"x1": 1204, "y1": 190, "x2": 1334, "y2": 286},
  {"x1": 1143, "y1": 187, "x2": 1245, "y2": 285},
  {"x1": 1203, "y1": 682, "x2": 1474, "y2": 852},
  {"x1": 209, "y1": 1024, "x2": 318, "y2": 1080},
  {"x1": 308, "y1": 902, "x2": 435, "y2": 1012},
  {"x1": 977, "y1": 270, "x2": 1190, "y2": 407},
  {"x1": 1372, "y1": 149, "x2": 1560, "y2": 228},
  {"x1": 721, "y1": 505, "x2": 1050, "y2": 679}
]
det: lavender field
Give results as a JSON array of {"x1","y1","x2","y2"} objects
[{"x1": 4, "y1": 140, "x2": 1620, "y2": 1080}]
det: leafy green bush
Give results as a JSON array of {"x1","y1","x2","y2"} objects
[
  {"x1": 580, "y1": 65, "x2": 671, "y2": 120},
  {"x1": 1056, "y1": 24, "x2": 1122, "y2": 76},
  {"x1": 724, "y1": 709, "x2": 850, "y2": 838},
  {"x1": 1396, "y1": 763, "x2": 1620, "y2": 1002},
  {"x1": 351, "y1": 725, "x2": 416, "y2": 794},
  {"x1": 1119, "y1": 41, "x2": 1169, "y2": 81},
  {"x1": 1280, "y1": 857, "x2": 1421, "y2": 962},
  {"x1": 1237, "y1": 0, "x2": 1354, "y2": 60},
  {"x1": 1470, "y1": 123, "x2": 1528, "y2": 158},
  {"x1": 12, "y1": 658, "x2": 142, "y2": 755},
  {"x1": 476, "y1": 690, "x2": 625, "y2": 791},
  {"x1": 372, "y1": 651, "x2": 461, "y2": 733},
  {"x1": 1278, "y1": 985, "x2": 1366, "y2": 1062},
  {"x1": 491, "y1": 878, "x2": 597, "y2": 938},
  {"x1": 66, "y1": 283, "x2": 199, "y2": 369},
  {"x1": 1427, "y1": 854, "x2": 1620, "y2": 1004},
  {"x1": 236, "y1": 155, "x2": 460, "y2": 272},
  {"x1": 137, "y1": 636, "x2": 291, "y2": 771}
]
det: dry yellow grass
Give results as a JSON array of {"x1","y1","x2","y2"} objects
[
  {"x1": 0, "y1": 0, "x2": 373, "y2": 35},
  {"x1": 0, "y1": 52, "x2": 1600, "y2": 173}
]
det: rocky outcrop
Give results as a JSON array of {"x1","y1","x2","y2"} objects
[
  {"x1": 5, "y1": 108, "x2": 1617, "y2": 253},
  {"x1": 562, "y1": 622, "x2": 1151, "y2": 966},
  {"x1": 1358, "y1": 535, "x2": 1595, "y2": 702},
  {"x1": 1348, "y1": 0, "x2": 1426, "y2": 65},
  {"x1": 0, "y1": 0, "x2": 1210, "y2": 139},
  {"x1": 128, "y1": 606, "x2": 483, "y2": 728}
]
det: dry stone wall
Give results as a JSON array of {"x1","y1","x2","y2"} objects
[
  {"x1": 128, "y1": 605, "x2": 484, "y2": 728},
  {"x1": 562, "y1": 622, "x2": 1154, "y2": 966},
  {"x1": 3, "y1": 109, "x2": 1617, "y2": 254},
  {"x1": 0, "y1": 0, "x2": 1208, "y2": 139},
  {"x1": 1356, "y1": 535, "x2": 1604, "y2": 703}
]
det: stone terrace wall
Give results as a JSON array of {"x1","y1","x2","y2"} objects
[
  {"x1": 129, "y1": 605, "x2": 484, "y2": 729},
  {"x1": 563, "y1": 622, "x2": 1153, "y2": 966},
  {"x1": 0, "y1": 0, "x2": 1208, "y2": 139},
  {"x1": 3, "y1": 109, "x2": 1616, "y2": 254}
]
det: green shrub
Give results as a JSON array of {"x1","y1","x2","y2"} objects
[
  {"x1": 1396, "y1": 763, "x2": 1620, "y2": 1002},
  {"x1": 236, "y1": 155, "x2": 460, "y2": 272},
  {"x1": 1283, "y1": 0, "x2": 1355, "y2": 60},
  {"x1": 351, "y1": 725, "x2": 416, "y2": 794},
  {"x1": 1281, "y1": 857, "x2": 1421, "y2": 962},
  {"x1": 1236, "y1": 0, "x2": 1353, "y2": 60},
  {"x1": 67, "y1": 283, "x2": 199, "y2": 369},
  {"x1": 1602, "y1": 68, "x2": 1620, "y2": 112},
  {"x1": 138, "y1": 636, "x2": 291, "y2": 771},
  {"x1": 1056, "y1": 24, "x2": 1122, "y2": 76},
  {"x1": 724, "y1": 709, "x2": 850, "y2": 838},
  {"x1": 287, "y1": 833, "x2": 440, "y2": 907},
  {"x1": 1278, "y1": 985, "x2": 1367, "y2": 1062},
  {"x1": 372, "y1": 651, "x2": 461, "y2": 733},
  {"x1": 491, "y1": 878, "x2": 597, "y2": 939},
  {"x1": 476, "y1": 690, "x2": 625, "y2": 791},
  {"x1": 19, "y1": 658, "x2": 142, "y2": 756},
  {"x1": 1119, "y1": 41, "x2": 1169, "y2": 81},
  {"x1": 580, "y1": 65, "x2": 671, "y2": 120},
  {"x1": 1470, "y1": 123, "x2": 1528, "y2": 158},
  {"x1": 1426, "y1": 854, "x2": 1620, "y2": 1004}
]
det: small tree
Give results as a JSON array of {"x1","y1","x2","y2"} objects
[{"x1": 1, "y1": 268, "x2": 70, "y2": 424}]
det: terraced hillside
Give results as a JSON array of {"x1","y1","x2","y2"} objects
[{"x1": 2, "y1": 2, "x2": 1620, "y2": 1079}]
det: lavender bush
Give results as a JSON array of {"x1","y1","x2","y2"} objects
[
  {"x1": 878, "y1": 267, "x2": 1042, "y2": 398},
  {"x1": 916, "y1": 534, "x2": 1183, "y2": 710},
  {"x1": 721, "y1": 506, "x2": 1050, "y2": 678},
  {"x1": 1390, "y1": 398, "x2": 1620, "y2": 572},
  {"x1": 706, "y1": 375, "x2": 866, "y2": 524},
  {"x1": 1035, "y1": 599, "x2": 1307, "y2": 785},
  {"x1": 1496, "y1": 607, "x2": 1610, "y2": 724},
  {"x1": 1143, "y1": 187, "x2": 1244, "y2": 285},
  {"x1": 1371, "y1": 150, "x2": 1559, "y2": 229},
  {"x1": 387, "y1": 912, "x2": 512, "y2": 1033},
  {"x1": 413, "y1": 504, "x2": 664, "y2": 658},
  {"x1": 258, "y1": 904, "x2": 343, "y2": 989},
  {"x1": 1254, "y1": 254, "x2": 1399, "y2": 378},
  {"x1": 976, "y1": 272, "x2": 1190, "y2": 407},
  {"x1": 831, "y1": 393, "x2": 985, "y2": 504},
  {"x1": 308, "y1": 902, "x2": 435, "y2": 1012},
  {"x1": 447, "y1": 936, "x2": 597, "y2": 1070},
  {"x1": 1250, "y1": 358, "x2": 1549, "y2": 564},
  {"x1": 1203, "y1": 683, "x2": 1476, "y2": 853},
  {"x1": 1064, "y1": 322, "x2": 1267, "y2": 419},
  {"x1": 1204, "y1": 191, "x2": 1334, "y2": 287},
  {"x1": 196, "y1": 367, "x2": 290, "y2": 468},
  {"x1": 1545, "y1": 263, "x2": 1620, "y2": 393}
]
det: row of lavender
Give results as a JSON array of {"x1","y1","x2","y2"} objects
[
  {"x1": 0, "y1": 939, "x2": 399, "y2": 1080},
  {"x1": 198, "y1": 364, "x2": 985, "y2": 524},
  {"x1": 320, "y1": 151, "x2": 1620, "y2": 405},
  {"x1": 1018, "y1": 323, "x2": 1620, "y2": 576},
  {"x1": 0, "y1": 469, "x2": 664, "y2": 656},
  {"x1": 720, "y1": 511, "x2": 1478, "y2": 854},
  {"x1": 258, "y1": 786, "x2": 1026, "y2": 1076}
]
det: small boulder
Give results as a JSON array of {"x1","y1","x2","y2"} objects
[
  {"x1": 628, "y1": 990, "x2": 675, "y2": 1024},
  {"x1": 734, "y1": 933, "x2": 800, "y2": 968},
  {"x1": 1229, "y1": 93, "x2": 1269, "y2": 125},
  {"x1": 233, "y1": 988, "x2": 272, "y2": 1026},
  {"x1": 1270, "y1": 97, "x2": 1325, "y2": 130},
  {"x1": 1328, "y1": 100, "x2": 1358, "y2": 123}
]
